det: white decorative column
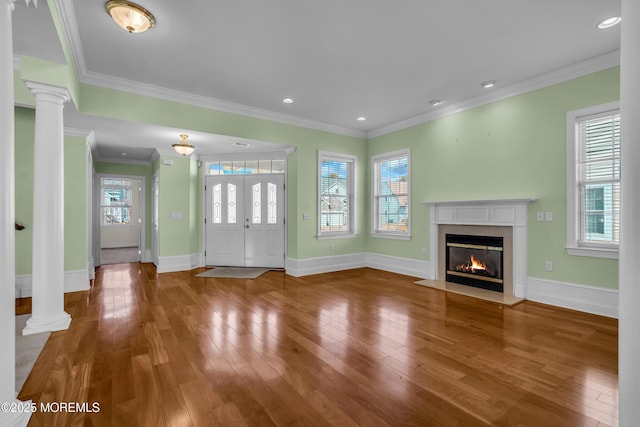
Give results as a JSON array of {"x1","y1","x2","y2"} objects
[
  {"x1": 22, "y1": 81, "x2": 71, "y2": 336},
  {"x1": 619, "y1": 1, "x2": 640, "y2": 425},
  {"x1": 1, "y1": 0, "x2": 36, "y2": 425}
]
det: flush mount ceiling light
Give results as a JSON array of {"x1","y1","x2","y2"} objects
[
  {"x1": 105, "y1": 1, "x2": 156, "y2": 34},
  {"x1": 482, "y1": 80, "x2": 496, "y2": 89},
  {"x1": 232, "y1": 141, "x2": 251, "y2": 148},
  {"x1": 282, "y1": 98, "x2": 294, "y2": 104},
  {"x1": 172, "y1": 134, "x2": 195, "y2": 156},
  {"x1": 429, "y1": 100, "x2": 442, "y2": 107},
  {"x1": 597, "y1": 16, "x2": 621, "y2": 29},
  {"x1": 356, "y1": 116, "x2": 367, "y2": 122}
]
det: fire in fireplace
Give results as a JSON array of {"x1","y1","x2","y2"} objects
[{"x1": 445, "y1": 234, "x2": 504, "y2": 292}]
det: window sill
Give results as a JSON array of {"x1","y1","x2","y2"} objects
[
  {"x1": 566, "y1": 246, "x2": 618, "y2": 259},
  {"x1": 317, "y1": 233, "x2": 357, "y2": 240},
  {"x1": 370, "y1": 232, "x2": 411, "y2": 241}
]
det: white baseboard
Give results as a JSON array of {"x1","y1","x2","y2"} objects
[
  {"x1": 366, "y1": 253, "x2": 431, "y2": 279},
  {"x1": 156, "y1": 253, "x2": 203, "y2": 273},
  {"x1": 286, "y1": 253, "x2": 367, "y2": 277},
  {"x1": 526, "y1": 276, "x2": 618, "y2": 318},
  {"x1": 141, "y1": 249, "x2": 152, "y2": 263},
  {"x1": 16, "y1": 269, "x2": 91, "y2": 298},
  {"x1": 285, "y1": 252, "x2": 430, "y2": 279},
  {"x1": 88, "y1": 258, "x2": 95, "y2": 280}
]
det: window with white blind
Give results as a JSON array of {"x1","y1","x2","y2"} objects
[
  {"x1": 101, "y1": 178, "x2": 133, "y2": 225},
  {"x1": 566, "y1": 102, "x2": 620, "y2": 258},
  {"x1": 372, "y1": 149, "x2": 410, "y2": 239},
  {"x1": 318, "y1": 151, "x2": 356, "y2": 238}
]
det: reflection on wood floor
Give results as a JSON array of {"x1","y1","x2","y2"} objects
[{"x1": 17, "y1": 263, "x2": 618, "y2": 426}]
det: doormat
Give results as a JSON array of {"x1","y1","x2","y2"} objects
[{"x1": 195, "y1": 267, "x2": 269, "y2": 279}]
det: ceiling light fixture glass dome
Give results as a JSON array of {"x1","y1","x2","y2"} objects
[
  {"x1": 172, "y1": 134, "x2": 196, "y2": 156},
  {"x1": 105, "y1": 1, "x2": 156, "y2": 33}
]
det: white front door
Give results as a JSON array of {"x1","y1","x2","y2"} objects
[{"x1": 205, "y1": 174, "x2": 285, "y2": 268}]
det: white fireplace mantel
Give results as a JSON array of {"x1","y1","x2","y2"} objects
[{"x1": 421, "y1": 198, "x2": 537, "y2": 298}]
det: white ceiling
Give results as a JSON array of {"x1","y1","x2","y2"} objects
[{"x1": 12, "y1": 0, "x2": 621, "y2": 163}]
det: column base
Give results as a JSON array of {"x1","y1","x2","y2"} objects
[
  {"x1": 22, "y1": 312, "x2": 71, "y2": 336},
  {"x1": 0, "y1": 399, "x2": 33, "y2": 427}
]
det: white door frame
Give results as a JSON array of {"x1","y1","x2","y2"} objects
[
  {"x1": 151, "y1": 171, "x2": 159, "y2": 266},
  {"x1": 200, "y1": 153, "x2": 289, "y2": 269},
  {"x1": 95, "y1": 173, "x2": 147, "y2": 264}
]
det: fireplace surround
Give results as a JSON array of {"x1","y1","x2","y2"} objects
[{"x1": 422, "y1": 198, "x2": 536, "y2": 298}]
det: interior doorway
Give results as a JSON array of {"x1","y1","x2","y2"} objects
[
  {"x1": 205, "y1": 174, "x2": 285, "y2": 268},
  {"x1": 97, "y1": 175, "x2": 144, "y2": 265}
]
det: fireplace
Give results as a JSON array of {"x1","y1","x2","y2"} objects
[
  {"x1": 423, "y1": 198, "x2": 536, "y2": 298},
  {"x1": 445, "y1": 234, "x2": 504, "y2": 292}
]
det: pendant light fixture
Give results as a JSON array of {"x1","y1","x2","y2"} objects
[
  {"x1": 105, "y1": 1, "x2": 156, "y2": 34},
  {"x1": 172, "y1": 134, "x2": 196, "y2": 156}
]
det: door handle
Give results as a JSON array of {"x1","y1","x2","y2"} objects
[{"x1": 245, "y1": 225, "x2": 250, "y2": 228}]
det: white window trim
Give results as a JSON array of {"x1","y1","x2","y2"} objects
[
  {"x1": 317, "y1": 151, "x2": 357, "y2": 239},
  {"x1": 566, "y1": 101, "x2": 619, "y2": 259},
  {"x1": 371, "y1": 148, "x2": 411, "y2": 240}
]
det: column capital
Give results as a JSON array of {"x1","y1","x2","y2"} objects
[{"x1": 24, "y1": 81, "x2": 70, "y2": 104}]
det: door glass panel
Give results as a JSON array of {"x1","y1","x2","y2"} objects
[
  {"x1": 228, "y1": 183, "x2": 237, "y2": 223},
  {"x1": 258, "y1": 160, "x2": 271, "y2": 173},
  {"x1": 272, "y1": 159, "x2": 285, "y2": 174},
  {"x1": 213, "y1": 184, "x2": 222, "y2": 223},
  {"x1": 245, "y1": 160, "x2": 258, "y2": 174},
  {"x1": 252, "y1": 183, "x2": 262, "y2": 224},
  {"x1": 220, "y1": 161, "x2": 233, "y2": 174},
  {"x1": 268, "y1": 182, "x2": 277, "y2": 224}
]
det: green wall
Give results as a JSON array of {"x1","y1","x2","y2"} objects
[
  {"x1": 76, "y1": 83, "x2": 368, "y2": 260},
  {"x1": 94, "y1": 161, "x2": 153, "y2": 250},
  {"x1": 13, "y1": 51, "x2": 620, "y2": 291},
  {"x1": 367, "y1": 67, "x2": 620, "y2": 289},
  {"x1": 156, "y1": 155, "x2": 198, "y2": 257},
  {"x1": 15, "y1": 107, "x2": 88, "y2": 275}
]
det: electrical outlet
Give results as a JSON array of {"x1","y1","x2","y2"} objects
[
  {"x1": 545, "y1": 211, "x2": 553, "y2": 222},
  {"x1": 329, "y1": 243, "x2": 335, "y2": 252},
  {"x1": 536, "y1": 212, "x2": 544, "y2": 221},
  {"x1": 545, "y1": 261, "x2": 553, "y2": 271},
  {"x1": 421, "y1": 247, "x2": 426, "y2": 255}
]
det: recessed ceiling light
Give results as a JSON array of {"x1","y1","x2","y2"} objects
[
  {"x1": 356, "y1": 116, "x2": 366, "y2": 122},
  {"x1": 482, "y1": 81, "x2": 496, "y2": 89},
  {"x1": 429, "y1": 100, "x2": 442, "y2": 107},
  {"x1": 597, "y1": 16, "x2": 621, "y2": 29},
  {"x1": 121, "y1": 152, "x2": 127, "y2": 156},
  {"x1": 282, "y1": 98, "x2": 294, "y2": 104}
]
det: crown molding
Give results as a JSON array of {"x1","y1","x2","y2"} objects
[
  {"x1": 93, "y1": 154, "x2": 153, "y2": 166},
  {"x1": 54, "y1": 0, "x2": 87, "y2": 79},
  {"x1": 367, "y1": 51, "x2": 620, "y2": 139},
  {"x1": 80, "y1": 70, "x2": 367, "y2": 139},
  {"x1": 64, "y1": 126, "x2": 92, "y2": 138}
]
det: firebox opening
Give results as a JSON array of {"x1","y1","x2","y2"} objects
[{"x1": 445, "y1": 234, "x2": 504, "y2": 293}]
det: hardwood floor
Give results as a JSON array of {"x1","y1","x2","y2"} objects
[{"x1": 17, "y1": 264, "x2": 618, "y2": 426}]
